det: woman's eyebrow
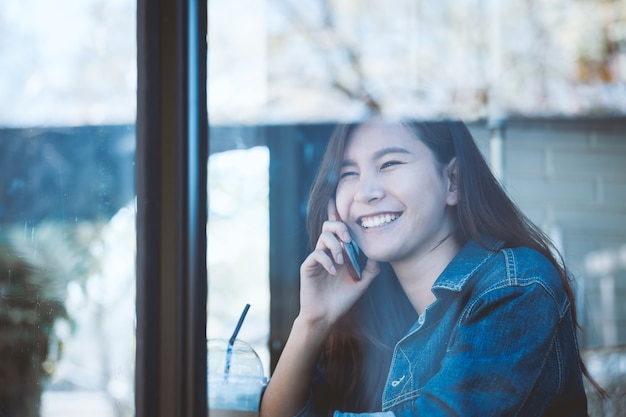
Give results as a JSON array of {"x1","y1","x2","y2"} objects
[
  {"x1": 373, "y1": 147, "x2": 411, "y2": 159},
  {"x1": 341, "y1": 147, "x2": 412, "y2": 167}
]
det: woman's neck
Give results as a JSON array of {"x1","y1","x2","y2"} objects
[{"x1": 391, "y1": 232, "x2": 462, "y2": 315}]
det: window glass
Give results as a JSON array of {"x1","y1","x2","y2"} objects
[
  {"x1": 207, "y1": 144, "x2": 270, "y2": 375},
  {"x1": 206, "y1": 0, "x2": 271, "y2": 375},
  {"x1": 210, "y1": 0, "x2": 626, "y2": 124},
  {"x1": 207, "y1": 0, "x2": 625, "y2": 413},
  {"x1": 0, "y1": 1, "x2": 136, "y2": 416}
]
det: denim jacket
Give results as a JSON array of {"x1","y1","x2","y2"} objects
[{"x1": 298, "y1": 238, "x2": 588, "y2": 417}]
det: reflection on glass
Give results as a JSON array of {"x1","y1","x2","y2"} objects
[
  {"x1": 0, "y1": 0, "x2": 136, "y2": 416},
  {"x1": 207, "y1": 1, "x2": 626, "y2": 414},
  {"x1": 207, "y1": 0, "x2": 272, "y2": 378},
  {"x1": 209, "y1": 0, "x2": 626, "y2": 125},
  {"x1": 207, "y1": 146, "x2": 270, "y2": 377}
]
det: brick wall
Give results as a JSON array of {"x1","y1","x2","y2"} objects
[{"x1": 469, "y1": 118, "x2": 626, "y2": 349}]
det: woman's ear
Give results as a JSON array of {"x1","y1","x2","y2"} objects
[{"x1": 445, "y1": 157, "x2": 459, "y2": 206}]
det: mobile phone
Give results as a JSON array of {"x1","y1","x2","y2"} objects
[{"x1": 340, "y1": 238, "x2": 368, "y2": 282}]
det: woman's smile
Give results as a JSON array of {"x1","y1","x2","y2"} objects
[{"x1": 359, "y1": 212, "x2": 402, "y2": 229}]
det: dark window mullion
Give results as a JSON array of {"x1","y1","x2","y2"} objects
[{"x1": 136, "y1": 0, "x2": 207, "y2": 416}]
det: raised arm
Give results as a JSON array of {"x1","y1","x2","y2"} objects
[
  {"x1": 260, "y1": 201, "x2": 379, "y2": 417},
  {"x1": 259, "y1": 315, "x2": 330, "y2": 417}
]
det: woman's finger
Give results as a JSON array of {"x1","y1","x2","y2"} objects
[
  {"x1": 315, "y1": 230, "x2": 345, "y2": 265},
  {"x1": 301, "y1": 248, "x2": 338, "y2": 276},
  {"x1": 321, "y1": 219, "x2": 351, "y2": 245}
]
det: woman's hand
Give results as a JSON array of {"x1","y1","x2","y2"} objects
[
  {"x1": 261, "y1": 199, "x2": 379, "y2": 417},
  {"x1": 298, "y1": 199, "x2": 379, "y2": 327}
]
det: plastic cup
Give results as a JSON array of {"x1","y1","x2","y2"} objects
[{"x1": 207, "y1": 338, "x2": 267, "y2": 417}]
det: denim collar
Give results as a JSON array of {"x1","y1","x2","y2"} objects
[{"x1": 431, "y1": 236, "x2": 504, "y2": 293}]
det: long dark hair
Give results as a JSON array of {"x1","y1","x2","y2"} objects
[{"x1": 305, "y1": 119, "x2": 602, "y2": 414}]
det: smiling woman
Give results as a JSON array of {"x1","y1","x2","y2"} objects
[
  {"x1": 335, "y1": 121, "x2": 459, "y2": 285},
  {"x1": 260, "y1": 117, "x2": 597, "y2": 417}
]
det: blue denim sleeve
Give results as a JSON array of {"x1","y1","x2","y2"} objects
[{"x1": 412, "y1": 281, "x2": 569, "y2": 416}]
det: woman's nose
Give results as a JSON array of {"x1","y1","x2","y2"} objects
[{"x1": 353, "y1": 173, "x2": 385, "y2": 204}]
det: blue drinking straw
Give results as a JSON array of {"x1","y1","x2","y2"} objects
[{"x1": 224, "y1": 303, "x2": 251, "y2": 380}]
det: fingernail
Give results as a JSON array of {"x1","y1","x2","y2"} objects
[
  {"x1": 329, "y1": 265, "x2": 337, "y2": 275},
  {"x1": 336, "y1": 253, "x2": 344, "y2": 264},
  {"x1": 342, "y1": 232, "x2": 351, "y2": 242}
]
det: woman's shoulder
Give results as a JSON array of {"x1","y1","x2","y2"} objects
[
  {"x1": 471, "y1": 244, "x2": 570, "y2": 312},
  {"x1": 499, "y1": 245, "x2": 561, "y2": 285},
  {"x1": 500, "y1": 244, "x2": 556, "y2": 271}
]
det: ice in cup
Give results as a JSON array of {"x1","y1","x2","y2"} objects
[{"x1": 208, "y1": 338, "x2": 267, "y2": 417}]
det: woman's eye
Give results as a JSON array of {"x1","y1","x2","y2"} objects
[
  {"x1": 380, "y1": 160, "x2": 403, "y2": 170},
  {"x1": 340, "y1": 170, "x2": 358, "y2": 179}
]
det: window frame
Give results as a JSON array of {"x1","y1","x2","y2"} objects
[{"x1": 136, "y1": 0, "x2": 208, "y2": 416}]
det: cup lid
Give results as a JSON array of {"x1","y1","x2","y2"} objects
[{"x1": 207, "y1": 338, "x2": 265, "y2": 380}]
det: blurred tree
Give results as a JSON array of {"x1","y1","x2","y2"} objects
[
  {"x1": 0, "y1": 221, "x2": 105, "y2": 417},
  {"x1": 256, "y1": 0, "x2": 626, "y2": 122}
]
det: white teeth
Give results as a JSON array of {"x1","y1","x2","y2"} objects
[{"x1": 361, "y1": 214, "x2": 399, "y2": 228}]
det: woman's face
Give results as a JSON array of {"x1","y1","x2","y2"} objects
[{"x1": 335, "y1": 121, "x2": 458, "y2": 264}]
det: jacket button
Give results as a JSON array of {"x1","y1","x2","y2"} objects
[{"x1": 391, "y1": 375, "x2": 405, "y2": 387}]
